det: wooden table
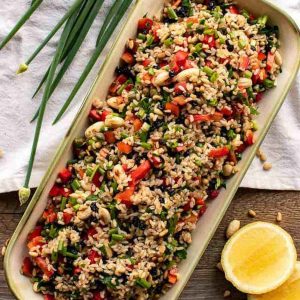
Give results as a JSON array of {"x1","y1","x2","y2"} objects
[{"x1": 0, "y1": 188, "x2": 299, "y2": 299}]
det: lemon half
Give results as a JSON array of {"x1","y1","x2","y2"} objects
[
  {"x1": 248, "y1": 262, "x2": 300, "y2": 300},
  {"x1": 221, "y1": 221, "x2": 297, "y2": 295}
]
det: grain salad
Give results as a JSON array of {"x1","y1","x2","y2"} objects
[{"x1": 21, "y1": 0, "x2": 282, "y2": 299}]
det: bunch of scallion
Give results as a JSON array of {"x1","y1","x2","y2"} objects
[{"x1": 0, "y1": 0, "x2": 133, "y2": 204}]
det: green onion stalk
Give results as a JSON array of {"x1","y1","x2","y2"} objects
[
  {"x1": 53, "y1": 0, "x2": 133, "y2": 124},
  {"x1": 17, "y1": 0, "x2": 85, "y2": 74},
  {"x1": 0, "y1": 0, "x2": 43, "y2": 51},
  {"x1": 19, "y1": 13, "x2": 77, "y2": 205}
]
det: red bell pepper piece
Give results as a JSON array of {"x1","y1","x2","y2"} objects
[
  {"x1": 121, "y1": 52, "x2": 134, "y2": 65},
  {"x1": 27, "y1": 226, "x2": 43, "y2": 241},
  {"x1": 239, "y1": 55, "x2": 250, "y2": 70},
  {"x1": 63, "y1": 212, "x2": 73, "y2": 225},
  {"x1": 92, "y1": 171, "x2": 102, "y2": 187},
  {"x1": 109, "y1": 74, "x2": 128, "y2": 94},
  {"x1": 170, "y1": 60, "x2": 180, "y2": 73},
  {"x1": 191, "y1": 113, "x2": 223, "y2": 123},
  {"x1": 58, "y1": 168, "x2": 72, "y2": 183},
  {"x1": 266, "y1": 52, "x2": 275, "y2": 72},
  {"x1": 245, "y1": 130, "x2": 254, "y2": 146},
  {"x1": 44, "y1": 295, "x2": 55, "y2": 300},
  {"x1": 104, "y1": 131, "x2": 116, "y2": 144},
  {"x1": 219, "y1": 107, "x2": 233, "y2": 116},
  {"x1": 117, "y1": 142, "x2": 133, "y2": 154},
  {"x1": 133, "y1": 118, "x2": 143, "y2": 132},
  {"x1": 22, "y1": 257, "x2": 33, "y2": 277},
  {"x1": 93, "y1": 291, "x2": 106, "y2": 300},
  {"x1": 43, "y1": 208, "x2": 57, "y2": 223},
  {"x1": 115, "y1": 186, "x2": 135, "y2": 207},
  {"x1": 208, "y1": 147, "x2": 229, "y2": 158},
  {"x1": 257, "y1": 52, "x2": 267, "y2": 61},
  {"x1": 174, "y1": 82, "x2": 187, "y2": 95},
  {"x1": 255, "y1": 92, "x2": 263, "y2": 102},
  {"x1": 229, "y1": 5, "x2": 239, "y2": 14},
  {"x1": 99, "y1": 110, "x2": 110, "y2": 121},
  {"x1": 129, "y1": 160, "x2": 151, "y2": 186},
  {"x1": 35, "y1": 257, "x2": 54, "y2": 278},
  {"x1": 236, "y1": 142, "x2": 247, "y2": 153},
  {"x1": 73, "y1": 267, "x2": 81, "y2": 275},
  {"x1": 49, "y1": 185, "x2": 62, "y2": 197},
  {"x1": 142, "y1": 59, "x2": 151, "y2": 67},
  {"x1": 203, "y1": 35, "x2": 216, "y2": 48},
  {"x1": 209, "y1": 189, "x2": 220, "y2": 199},
  {"x1": 87, "y1": 227, "x2": 98, "y2": 238},
  {"x1": 138, "y1": 18, "x2": 153, "y2": 33},
  {"x1": 165, "y1": 102, "x2": 180, "y2": 117},
  {"x1": 88, "y1": 250, "x2": 101, "y2": 264},
  {"x1": 174, "y1": 50, "x2": 189, "y2": 67},
  {"x1": 89, "y1": 109, "x2": 102, "y2": 122}
]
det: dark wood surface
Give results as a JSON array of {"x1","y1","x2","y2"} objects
[{"x1": 0, "y1": 189, "x2": 299, "y2": 299}]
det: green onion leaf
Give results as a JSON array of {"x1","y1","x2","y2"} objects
[{"x1": 135, "y1": 278, "x2": 151, "y2": 289}]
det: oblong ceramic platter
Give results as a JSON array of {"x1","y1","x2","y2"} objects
[{"x1": 4, "y1": 0, "x2": 300, "y2": 299}]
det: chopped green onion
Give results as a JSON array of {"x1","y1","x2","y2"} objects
[
  {"x1": 168, "y1": 215, "x2": 178, "y2": 235},
  {"x1": 111, "y1": 233, "x2": 125, "y2": 241},
  {"x1": 238, "y1": 39, "x2": 246, "y2": 49},
  {"x1": 90, "y1": 165, "x2": 99, "y2": 180},
  {"x1": 175, "y1": 249, "x2": 187, "y2": 259},
  {"x1": 69, "y1": 197, "x2": 77, "y2": 206},
  {"x1": 164, "y1": 38, "x2": 173, "y2": 46},
  {"x1": 60, "y1": 197, "x2": 67, "y2": 211},
  {"x1": 146, "y1": 35, "x2": 154, "y2": 47},
  {"x1": 86, "y1": 167, "x2": 93, "y2": 177},
  {"x1": 167, "y1": 7, "x2": 178, "y2": 20},
  {"x1": 257, "y1": 15, "x2": 268, "y2": 27},
  {"x1": 263, "y1": 78, "x2": 275, "y2": 88},
  {"x1": 244, "y1": 70, "x2": 253, "y2": 78},
  {"x1": 148, "y1": 68, "x2": 155, "y2": 76},
  {"x1": 203, "y1": 66, "x2": 213, "y2": 76},
  {"x1": 0, "y1": 0, "x2": 43, "y2": 50},
  {"x1": 138, "y1": 33, "x2": 146, "y2": 41},
  {"x1": 203, "y1": 28, "x2": 215, "y2": 35},
  {"x1": 111, "y1": 180, "x2": 118, "y2": 193},
  {"x1": 71, "y1": 179, "x2": 81, "y2": 191},
  {"x1": 210, "y1": 72, "x2": 218, "y2": 83},
  {"x1": 51, "y1": 251, "x2": 58, "y2": 262},
  {"x1": 73, "y1": 204, "x2": 81, "y2": 211},
  {"x1": 135, "y1": 278, "x2": 151, "y2": 289},
  {"x1": 208, "y1": 98, "x2": 218, "y2": 106},
  {"x1": 65, "y1": 251, "x2": 78, "y2": 259},
  {"x1": 140, "y1": 142, "x2": 152, "y2": 150}
]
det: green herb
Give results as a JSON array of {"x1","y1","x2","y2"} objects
[
  {"x1": 208, "y1": 98, "x2": 218, "y2": 106},
  {"x1": 101, "y1": 275, "x2": 117, "y2": 289},
  {"x1": 244, "y1": 70, "x2": 253, "y2": 79},
  {"x1": 168, "y1": 215, "x2": 178, "y2": 235},
  {"x1": 86, "y1": 194, "x2": 98, "y2": 201},
  {"x1": 65, "y1": 251, "x2": 78, "y2": 259},
  {"x1": 238, "y1": 39, "x2": 246, "y2": 49},
  {"x1": 135, "y1": 278, "x2": 151, "y2": 289},
  {"x1": 167, "y1": 7, "x2": 178, "y2": 20},
  {"x1": 73, "y1": 204, "x2": 80, "y2": 211},
  {"x1": 175, "y1": 249, "x2": 187, "y2": 260},
  {"x1": 111, "y1": 180, "x2": 118, "y2": 193},
  {"x1": 241, "y1": 9, "x2": 250, "y2": 19},
  {"x1": 227, "y1": 129, "x2": 237, "y2": 140},
  {"x1": 139, "y1": 131, "x2": 149, "y2": 143},
  {"x1": 69, "y1": 197, "x2": 77, "y2": 206},
  {"x1": 49, "y1": 224, "x2": 58, "y2": 239},
  {"x1": 148, "y1": 68, "x2": 155, "y2": 76},
  {"x1": 108, "y1": 228, "x2": 118, "y2": 235},
  {"x1": 51, "y1": 251, "x2": 58, "y2": 262},
  {"x1": 199, "y1": 19, "x2": 205, "y2": 25},
  {"x1": 257, "y1": 15, "x2": 268, "y2": 27},
  {"x1": 250, "y1": 106, "x2": 259, "y2": 115},
  {"x1": 203, "y1": 28, "x2": 215, "y2": 35}
]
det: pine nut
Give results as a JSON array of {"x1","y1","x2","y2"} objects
[
  {"x1": 248, "y1": 209, "x2": 256, "y2": 218},
  {"x1": 226, "y1": 220, "x2": 241, "y2": 239},
  {"x1": 276, "y1": 212, "x2": 282, "y2": 222},
  {"x1": 224, "y1": 290, "x2": 231, "y2": 298},
  {"x1": 263, "y1": 162, "x2": 272, "y2": 171}
]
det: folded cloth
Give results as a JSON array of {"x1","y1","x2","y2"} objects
[{"x1": 0, "y1": 0, "x2": 299, "y2": 193}]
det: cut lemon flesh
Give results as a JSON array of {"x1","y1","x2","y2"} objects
[
  {"x1": 248, "y1": 262, "x2": 300, "y2": 300},
  {"x1": 221, "y1": 222, "x2": 297, "y2": 295}
]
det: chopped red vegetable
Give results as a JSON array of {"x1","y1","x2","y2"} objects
[
  {"x1": 89, "y1": 109, "x2": 102, "y2": 122},
  {"x1": 203, "y1": 34, "x2": 216, "y2": 48},
  {"x1": 63, "y1": 212, "x2": 73, "y2": 224},
  {"x1": 27, "y1": 226, "x2": 43, "y2": 241},
  {"x1": 21, "y1": 257, "x2": 33, "y2": 277},
  {"x1": 121, "y1": 52, "x2": 134, "y2": 65},
  {"x1": 27, "y1": 236, "x2": 45, "y2": 249},
  {"x1": 92, "y1": 171, "x2": 102, "y2": 187},
  {"x1": 117, "y1": 142, "x2": 133, "y2": 154},
  {"x1": 229, "y1": 5, "x2": 239, "y2": 14},
  {"x1": 99, "y1": 110, "x2": 110, "y2": 121},
  {"x1": 142, "y1": 58, "x2": 151, "y2": 67},
  {"x1": 138, "y1": 18, "x2": 153, "y2": 33},
  {"x1": 165, "y1": 102, "x2": 180, "y2": 117},
  {"x1": 239, "y1": 55, "x2": 250, "y2": 70},
  {"x1": 129, "y1": 160, "x2": 151, "y2": 186},
  {"x1": 172, "y1": 95, "x2": 186, "y2": 106},
  {"x1": 133, "y1": 118, "x2": 143, "y2": 132},
  {"x1": 257, "y1": 52, "x2": 267, "y2": 61},
  {"x1": 208, "y1": 147, "x2": 229, "y2": 158},
  {"x1": 104, "y1": 131, "x2": 116, "y2": 144},
  {"x1": 88, "y1": 250, "x2": 101, "y2": 264},
  {"x1": 109, "y1": 74, "x2": 128, "y2": 94},
  {"x1": 35, "y1": 257, "x2": 54, "y2": 278},
  {"x1": 245, "y1": 130, "x2": 254, "y2": 145},
  {"x1": 174, "y1": 82, "x2": 187, "y2": 95},
  {"x1": 266, "y1": 52, "x2": 275, "y2": 72},
  {"x1": 115, "y1": 186, "x2": 135, "y2": 206},
  {"x1": 58, "y1": 168, "x2": 72, "y2": 183},
  {"x1": 44, "y1": 295, "x2": 55, "y2": 300}
]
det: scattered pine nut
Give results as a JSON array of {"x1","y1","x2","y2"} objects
[
  {"x1": 276, "y1": 212, "x2": 283, "y2": 222},
  {"x1": 248, "y1": 209, "x2": 256, "y2": 218},
  {"x1": 226, "y1": 220, "x2": 241, "y2": 239},
  {"x1": 216, "y1": 262, "x2": 224, "y2": 272},
  {"x1": 256, "y1": 148, "x2": 262, "y2": 157},
  {"x1": 224, "y1": 290, "x2": 231, "y2": 298},
  {"x1": 263, "y1": 162, "x2": 272, "y2": 171},
  {"x1": 259, "y1": 152, "x2": 267, "y2": 162}
]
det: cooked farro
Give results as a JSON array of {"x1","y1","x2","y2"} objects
[{"x1": 22, "y1": 1, "x2": 281, "y2": 299}]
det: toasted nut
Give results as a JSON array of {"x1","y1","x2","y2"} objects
[
  {"x1": 223, "y1": 164, "x2": 233, "y2": 177},
  {"x1": 224, "y1": 290, "x2": 231, "y2": 298},
  {"x1": 274, "y1": 51, "x2": 282, "y2": 66},
  {"x1": 104, "y1": 242, "x2": 113, "y2": 258},
  {"x1": 107, "y1": 96, "x2": 126, "y2": 112},
  {"x1": 226, "y1": 220, "x2": 241, "y2": 239},
  {"x1": 92, "y1": 97, "x2": 104, "y2": 109},
  {"x1": 263, "y1": 162, "x2": 272, "y2": 171},
  {"x1": 152, "y1": 70, "x2": 170, "y2": 86},
  {"x1": 32, "y1": 282, "x2": 39, "y2": 293},
  {"x1": 104, "y1": 115, "x2": 125, "y2": 129},
  {"x1": 1, "y1": 246, "x2": 6, "y2": 256},
  {"x1": 238, "y1": 77, "x2": 252, "y2": 89},
  {"x1": 77, "y1": 206, "x2": 92, "y2": 220},
  {"x1": 127, "y1": 39, "x2": 135, "y2": 50},
  {"x1": 276, "y1": 212, "x2": 283, "y2": 222},
  {"x1": 259, "y1": 150, "x2": 267, "y2": 162},
  {"x1": 248, "y1": 209, "x2": 256, "y2": 218},
  {"x1": 98, "y1": 207, "x2": 111, "y2": 224},
  {"x1": 175, "y1": 68, "x2": 200, "y2": 82},
  {"x1": 216, "y1": 262, "x2": 224, "y2": 272},
  {"x1": 85, "y1": 121, "x2": 104, "y2": 139}
]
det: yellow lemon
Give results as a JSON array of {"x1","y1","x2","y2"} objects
[
  {"x1": 221, "y1": 222, "x2": 297, "y2": 295},
  {"x1": 248, "y1": 262, "x2": 300, "y2": 300}
]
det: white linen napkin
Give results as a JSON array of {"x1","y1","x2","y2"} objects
[{"x1": 0, "y1": 0, "x2": 299, "y2": 193}]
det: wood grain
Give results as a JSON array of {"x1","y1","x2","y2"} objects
[{"x1": 0, "y1": 189, "x2": 299, "y2": 300}]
